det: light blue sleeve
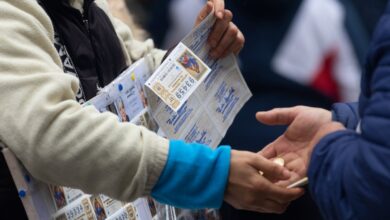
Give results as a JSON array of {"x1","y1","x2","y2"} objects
[{"x1": 151, "y1": 140, "x2": 231, "y2": 209}]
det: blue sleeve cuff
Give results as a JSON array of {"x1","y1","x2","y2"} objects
[
  {"x1": 331, "y1": 102, "x2": 359, "y2": 130},
  {"x1": 151, "y1": 140, "x2": 231, "y2": 209}
]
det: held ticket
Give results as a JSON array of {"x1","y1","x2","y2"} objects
[{"x1": 145, "y1": 42, "x2": 211, "y2": 111}]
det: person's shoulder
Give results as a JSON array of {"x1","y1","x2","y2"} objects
[{"x1": 1, "y1": 0, "x2": 53, "y2": 31}]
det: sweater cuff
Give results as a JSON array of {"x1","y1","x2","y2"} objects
[{"x1": 144, "y1": 135, "x2": 169, "y2": 195}]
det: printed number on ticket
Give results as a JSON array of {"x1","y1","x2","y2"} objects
[{"x1": 146, "y1": 43, "x2": 211, "y2": 111}]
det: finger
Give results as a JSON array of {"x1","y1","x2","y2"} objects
[
  {"x1": 256, "y1": 106, "x2": 303, "y2": 126},
  {"x1": 249, "y1": 154, "x2": 291, "y2": 180},
  {"x1": 210, "y1": 0, "x2": 225, "y2": 19},
  {"x1": 233, "y1": 31, "x2": 245, "y2": 55},
  {"x1": 195, "y1": 2, "x2": 213, "y2": 27},
  {"x1": 210, "y1": 22, "x2": 238, "y2": 58},
  {"x1": 208, "y1": 10, "x2": 233, "y2": 49},
  {"x1": 220, "y1": 30, "x2": 245, "y2": 58}
]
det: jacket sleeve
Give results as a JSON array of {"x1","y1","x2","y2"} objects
[
  {"x1": 308, "y1": 12, "x2": 390, "y2": 220},
  {"x1": 152, "y1": 141, "x2": 231, "y2": 209},
  {"x1": 331, "y1": 102, "x2": 359, "y2": 130},
  {"x1": 0, "y1": 0, "x2": 169, "y2": 202}
]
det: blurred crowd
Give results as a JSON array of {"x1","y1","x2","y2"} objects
[{"x1": 107, "y1": 0, "x2": 388, "y2": 219}]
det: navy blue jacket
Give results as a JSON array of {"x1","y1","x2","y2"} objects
[{"x1": 308, "y1": 3, "x2": 390, "y2": 219}]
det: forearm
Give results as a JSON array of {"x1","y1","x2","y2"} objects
[
  {"x1": 309, "y1": 131, "x2": 390, "y2": 219},
  {"x1": 0, "y1": 0, "x2": 168, "y2": 202}
]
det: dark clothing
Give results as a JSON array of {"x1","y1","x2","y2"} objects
[
  {"x1": 309, "y1": 3, "x2": 390, "y2": 219},
  {"x1": 350, "y1": 0, "x2": 388, "y2": 36},
  {"x1": 40, "y1": 0, "x2": 127, "y2": 100}
]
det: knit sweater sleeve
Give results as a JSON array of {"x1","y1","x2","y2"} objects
[{"x1": 0, "y1": 0, "x2": 168, "y2": 202}]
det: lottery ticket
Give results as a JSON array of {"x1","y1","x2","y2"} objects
[
  {"x1": 106, "y1": 203, "x2": 139, "y2": 220},
  {"x1": 90, "y1": 195, "x2": 125, "y2": 219},
  {"x1": 53, "y1": 195, "x2": 95, "y2": 220},
  {"x1": 145, "y1": 43, "x2": 211, "y2": 111},
  {"x1": 49, "y1": 185, "x2": 84, "y2": 211}
]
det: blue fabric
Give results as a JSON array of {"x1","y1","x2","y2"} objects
[
  {"x1": 308, "y1": 3, "x2": 390, "y2": 219},
  {"x1": 151, "y1": 140, "x2": 231, "y2": 209},
  {"x1": 331, "y1": 102, "x2": 360, "y2": 130}
]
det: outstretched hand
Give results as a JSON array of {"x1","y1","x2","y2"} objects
[
  {"x1": 256, "y1": 106, "x2": 344, "y2": 184},
  {"x1": 225, "y1": 150, "x2": 304, "y2": 213}
]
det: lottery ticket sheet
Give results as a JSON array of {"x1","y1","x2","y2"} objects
[
  {"x1": 84, "y1": 57, "x2": 154, "y2": 122},
  {"x1": 145, "y1": 11, "x2": 252, "y2": 148}
]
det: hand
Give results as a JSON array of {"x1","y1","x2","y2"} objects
[
  {"x1": 256, "y1": 106, "x2": 343, "y2": 183},
  {"x1": 195, "y1": 2, "x2": 245, "y2": 59},
  {"x1": 224, "y1": 150, "x2": 304, "y2": 214}
]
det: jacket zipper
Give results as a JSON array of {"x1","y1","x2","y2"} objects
[
  {"x1": 81, "y1": 10, "x2": 104, "y2": 88},
  {"x1": 82, "y1": 13, "x2": 90, "y2": 34}
]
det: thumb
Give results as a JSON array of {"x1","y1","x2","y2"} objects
[
  {"x1": 195, "y1": 2, "x2": 213, "y2": 27},
  {"x1": 249, "y1": 154, "x2": 291, "y2": 181},
  {"x1": 256, "y1": 107, "x2": 301, "y2": 126}
]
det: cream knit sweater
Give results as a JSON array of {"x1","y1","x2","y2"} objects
[{"x1": 0, "y1": 0, "x2": 169, "y2": 202}]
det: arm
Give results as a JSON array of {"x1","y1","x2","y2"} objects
[
  {"x1": 309, "y1": 12, "x2": 390, "y2": 219},
  {"x1": 0, "y1": 0, "x2": 168, "y2": 202}
]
